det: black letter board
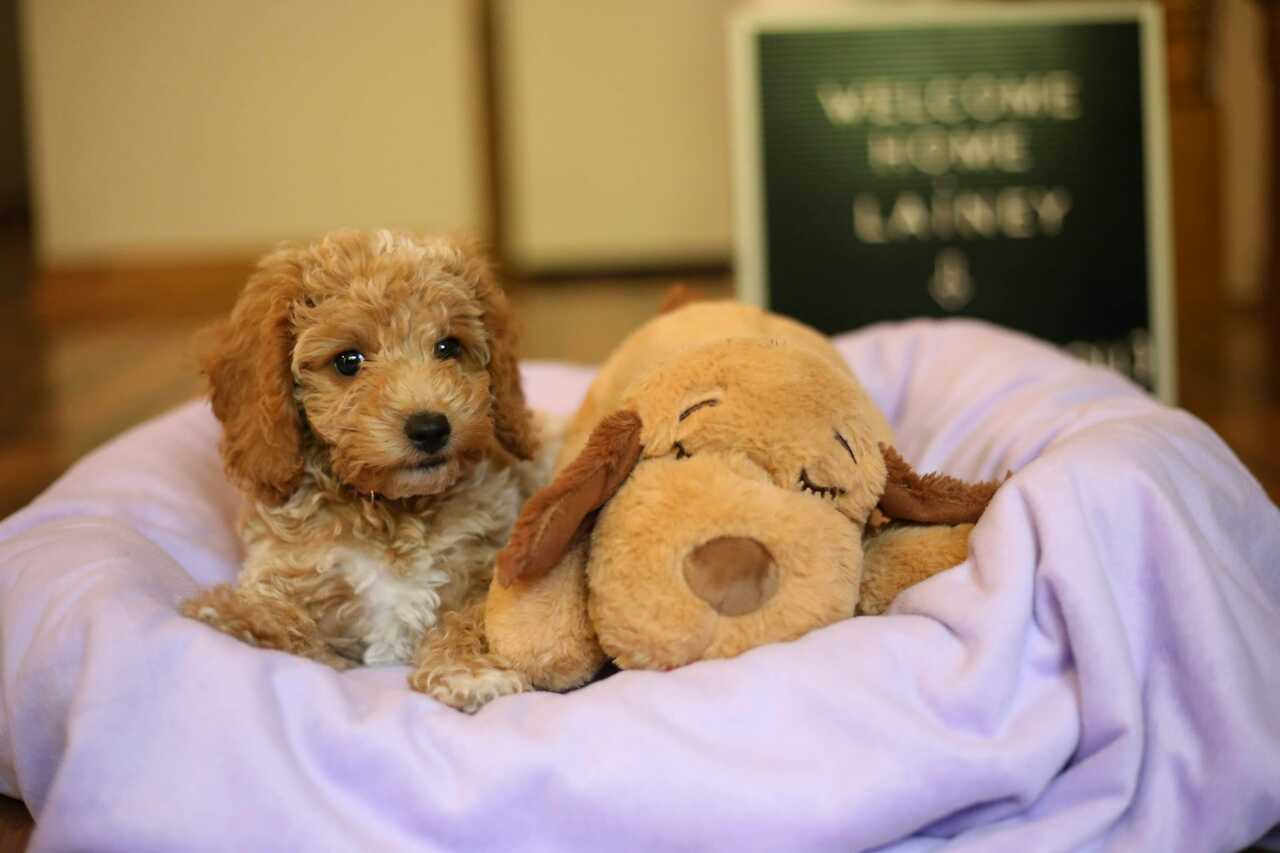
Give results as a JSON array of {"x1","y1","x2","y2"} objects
[{"x1": 731, "y1": 3, "x2": 1176, "y2": 401}]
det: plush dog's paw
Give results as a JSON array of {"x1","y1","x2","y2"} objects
[{"x1": 409, "y1": 664, "x2": 529, "y2": 713}]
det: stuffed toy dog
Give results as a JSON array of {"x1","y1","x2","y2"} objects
[{"x1": 487, "y1": 297, "x2": 1000, "y2": 690}]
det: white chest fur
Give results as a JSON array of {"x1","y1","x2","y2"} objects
[
  {"x1": 328, "y1": 544, "x2": 461, "y2": 665},
  {"x1": 238, "y1": 454, "x2": 548, "y2": 667}
]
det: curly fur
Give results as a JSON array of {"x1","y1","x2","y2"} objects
[{"x1": 182, "y1": 229, "x2": 547, "y2": 711}]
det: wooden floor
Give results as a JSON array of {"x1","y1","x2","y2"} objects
[{"x1": 0, "y1": 228, "x2": 1277, "y2": 844}]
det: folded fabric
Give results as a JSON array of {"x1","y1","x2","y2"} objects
[{"x1": 0, "y1": 319, "x2": 1276, "y2": 852}]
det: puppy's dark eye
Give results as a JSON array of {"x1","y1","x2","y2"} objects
[
  {"x1": 333, "y1": 350, "x2": 364, "y2": 377},
  {"x1": 673, "y1": 441, "x2": 691, "y2": 460},
  {"x1": 434, "y1": 337, "x2": 463, "y2": 360}
]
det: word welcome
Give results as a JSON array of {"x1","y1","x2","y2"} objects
[{"x1": 817, "y1": 72, "x2": 1082, "y2": 127}]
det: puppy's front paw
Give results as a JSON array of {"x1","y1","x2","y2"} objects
[
  {"x1": 409, "y1": 664, "x2": 529, "y2": 713},
  {"x1": 182, "y1": 584, "x2": 355, "y2": 670}
]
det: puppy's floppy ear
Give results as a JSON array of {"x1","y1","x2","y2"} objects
[
  {"x1": 201, "y1": 248, "x2": 307, "y2": 506},
  {"x1": 496, "y1": 410, "x2": 643, "y2": 586},
  {"x1": 876, "y1": 444, "x2": 1002, "y2": 525},
  {"x1": 462, "y1": 247, "x2": 537, "y2": 460}
]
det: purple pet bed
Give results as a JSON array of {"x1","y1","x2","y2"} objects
[{"x1": 0, "y1": 319, "x2": 1276, "y2": 851}]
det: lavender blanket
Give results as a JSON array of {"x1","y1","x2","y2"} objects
[{"x1": 1, "y1": 320, "x2": 1276, "y2": 851}]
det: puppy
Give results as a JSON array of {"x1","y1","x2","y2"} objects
[{"x1": 182, "y1": 229, "x2": 545, "y2": 711}]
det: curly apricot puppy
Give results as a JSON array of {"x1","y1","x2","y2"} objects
[{"x1": 182, "y1": 229, "x2": 546, "y2": 712}]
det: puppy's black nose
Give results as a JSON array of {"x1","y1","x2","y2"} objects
[{"x1": 404, "y1": 412, "x2": 451, "y2": 453}]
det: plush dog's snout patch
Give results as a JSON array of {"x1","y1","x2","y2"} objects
[
  {"x1": 683, "y1": 536, "x2": 778, "y2": 617},
  {"x1": 404, "y1": 411, "x2": 451, "y2": 453}
]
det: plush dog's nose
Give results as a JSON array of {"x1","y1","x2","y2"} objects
[
  {"x1": 404, "y1": 412, "x2": 451, "y2": 453},
  {"x1": 683, "y1": 536, "x2": 777, "y2": 617}
]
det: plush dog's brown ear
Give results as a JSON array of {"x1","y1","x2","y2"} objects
[
  {"x1": 463, "y1": 249, "x2": 537, "y2": 460},
  {"x1": 876, "y1": 444, "x2": 1002, "y2": 525},
  {"x1": 201, "y1": 248, "x2": 307, "y2": 506},
  {"x1": 496, "y1": 410, "x2": 644, "y2": 586},
  {"x1": 658, "y1": 284, "x2": 706, "y2": 314}
]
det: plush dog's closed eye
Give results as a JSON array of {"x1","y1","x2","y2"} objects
[{"x1": 798, "y1": 469, "x2": 844, "y2": 499}]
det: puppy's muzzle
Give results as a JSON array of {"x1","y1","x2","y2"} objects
[
  {"x1": 405, "y1": 411, "x2": 451, "y2": 454},
  {"x1": 683, "y1": 536, "x2": 778, "y2": 617}
]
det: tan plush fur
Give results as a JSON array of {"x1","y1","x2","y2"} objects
[
  {"x1": 858, "y1": 524, "x2": 974, "y2": 616},
  {"x1": 485, "y1": 543, "x2": 604, "y2": 691},
  {"x1": 586, "y1": 451, "x2": 862, "y2": 672},
  {"x1": 489, "y1": 300, "x2": 1000, "y2": 692},
  {"x1": 182, "y1": 229, "x2": 547, "y2": 711}
]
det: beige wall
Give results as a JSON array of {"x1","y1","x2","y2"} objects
[
  {"x1": 23, "y1": 0, "x2": 486, "y2": 264},
  {"x1": 19, "y1": 0, "x2": 1274, "y2": 290},
  {"x1": 493, "y1": 0, "x2": 739, "y2": 273}
]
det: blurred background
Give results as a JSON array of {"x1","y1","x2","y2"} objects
[
  {"x1": 0, "y1": 0, "x2": 1275, "y2": 526},
  {"x1": 0, "y1": 1, "x2": 1275, "y2": 843}
]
